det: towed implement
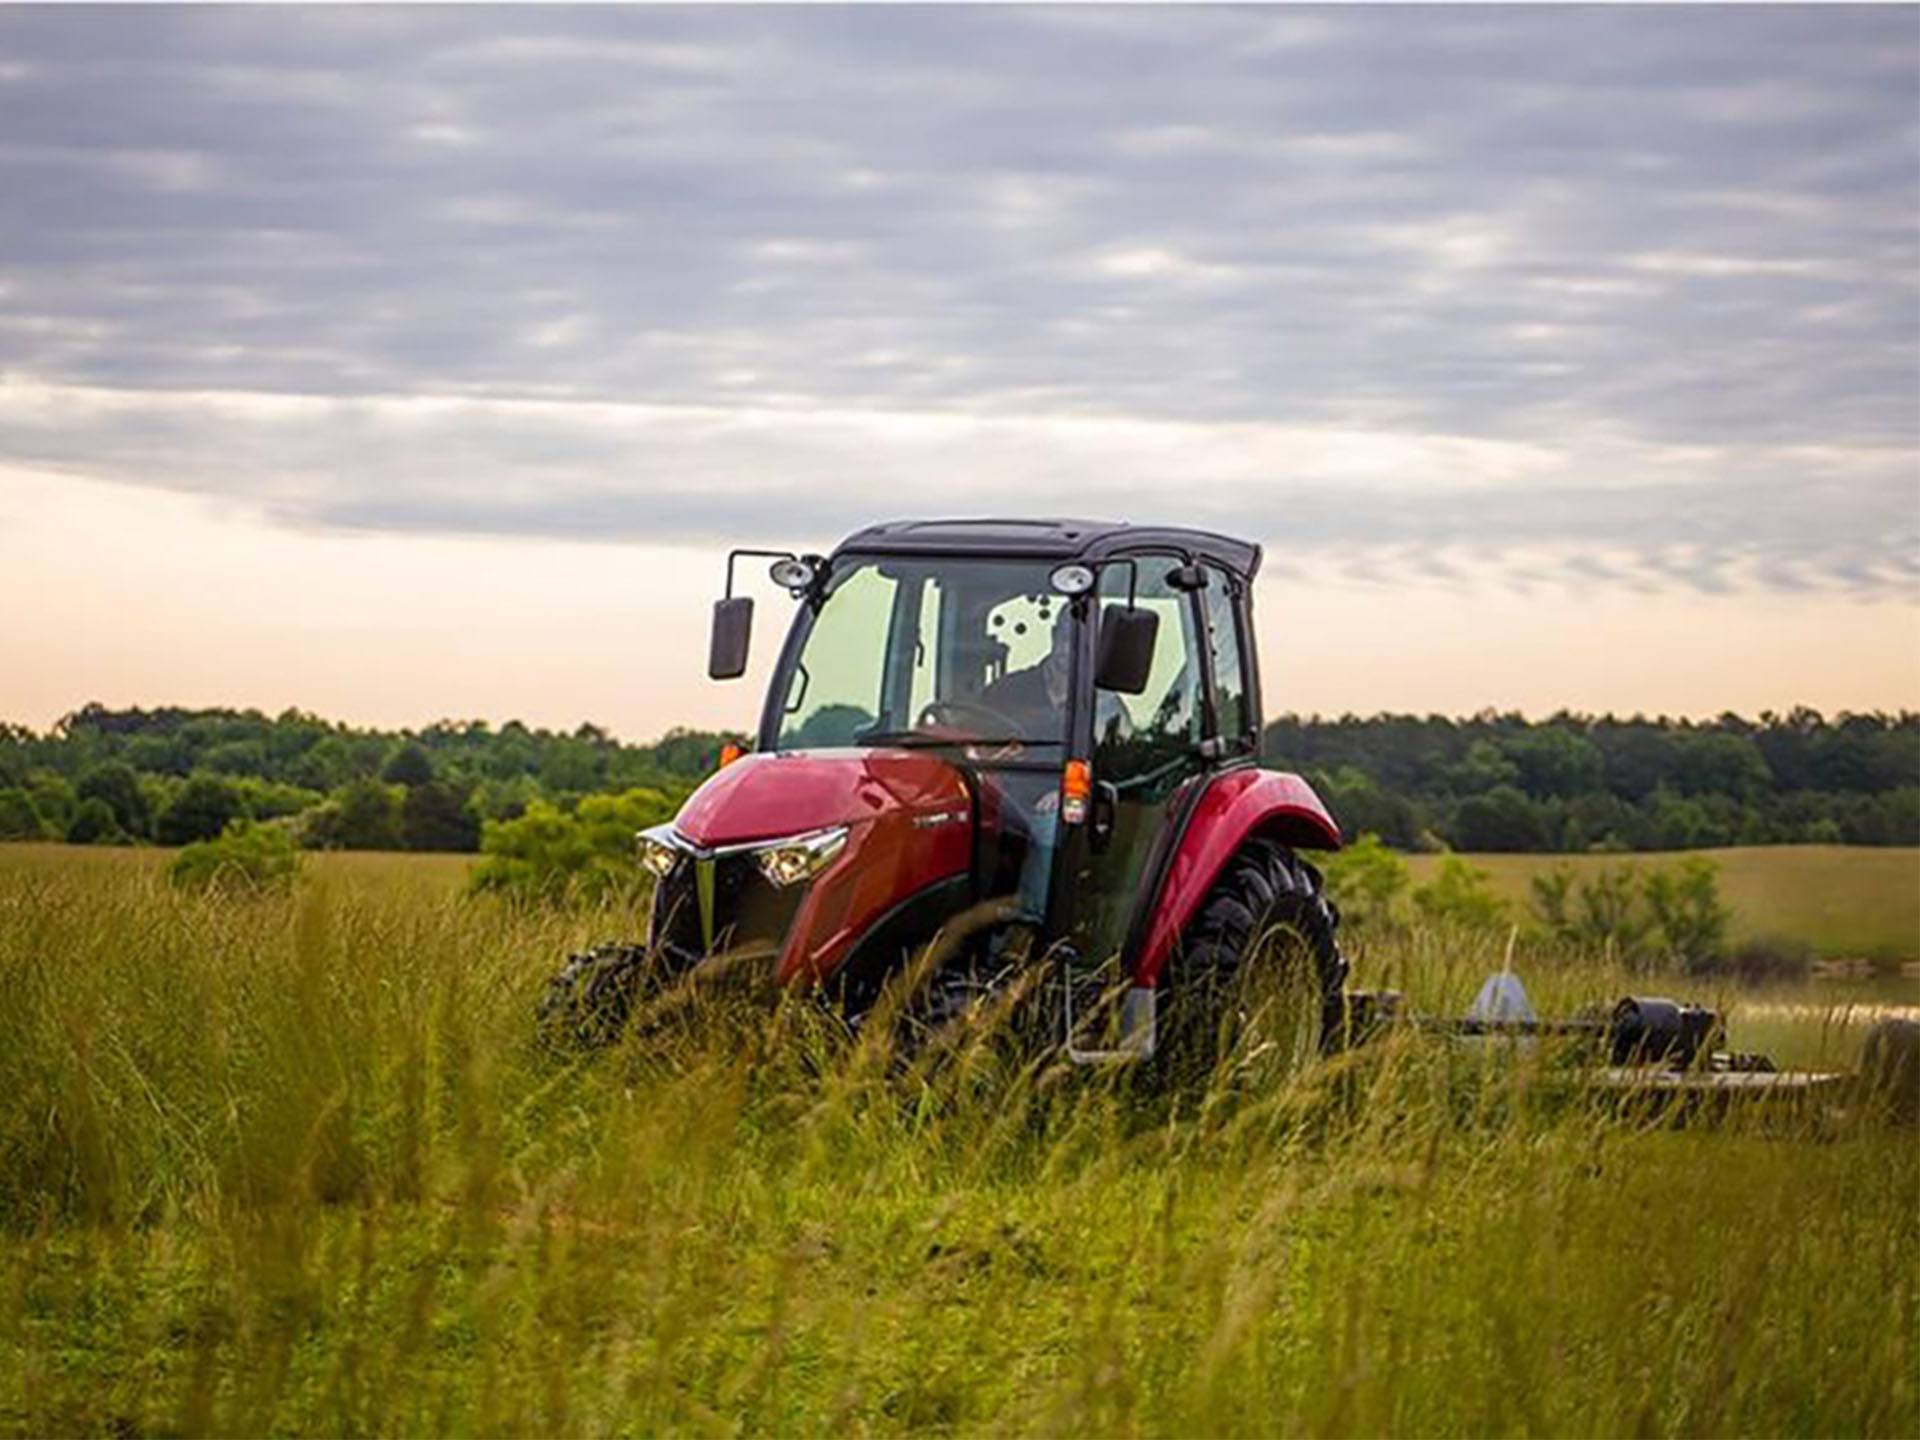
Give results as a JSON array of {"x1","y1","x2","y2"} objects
[{"x1": 541, "y1": 517, "x2": 1918, "y2": 1117}]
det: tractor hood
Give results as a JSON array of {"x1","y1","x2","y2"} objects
[{"x1": 673, "y1": 749, "x2": 971, "y2": 849}]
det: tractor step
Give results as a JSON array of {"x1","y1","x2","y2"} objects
[{"x1": 1064, "y1": 967, "x2": 1157, "y2": 1064}]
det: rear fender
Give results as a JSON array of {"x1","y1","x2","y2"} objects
[{"x1": 1133, "y1": 768, "x2": 1341, "y2": 988}]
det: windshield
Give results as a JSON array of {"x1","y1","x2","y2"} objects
[{"x1": 774, "y1": 557, "x2": 1074, "y2": 752}]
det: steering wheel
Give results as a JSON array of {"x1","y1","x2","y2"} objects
[{"x1": 918, "y1": 698, "x2": 1023, "y2": 737}]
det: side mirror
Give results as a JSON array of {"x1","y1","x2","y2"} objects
[
  {"x1": 1095, "y1": 605, "x2": 1159, "y2": 695},
  {"x1": 709, "y1": 596, "x2": 753, "y2": 680}
]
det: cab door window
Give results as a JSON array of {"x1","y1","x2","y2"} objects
[
  {"x1": 1201, "y1": 565, "x2": 1250, "y2": 745},
  {"x1": 1076, "y1": 557, "x2": 1207, "y2": 960}
]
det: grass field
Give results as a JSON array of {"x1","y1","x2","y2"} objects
[
  {"x1": 0, "y1": 846, "x2": 1915, "y2": 1437},
  {"x1": 1401, "y1": 845, "x2": 1920, "y2": 960}
]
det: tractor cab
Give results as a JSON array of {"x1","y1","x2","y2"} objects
[{"x1": 622, "y1": 519, "x2": 1343, "y2": 1053}]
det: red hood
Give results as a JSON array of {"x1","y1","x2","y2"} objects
[{"x1": 673, "y1": 748, "x2": 969, "y2": 848}]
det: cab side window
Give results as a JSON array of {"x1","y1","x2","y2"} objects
[{"x1": 1202, "y1": 566, "x2": 1249, "y2": 744}]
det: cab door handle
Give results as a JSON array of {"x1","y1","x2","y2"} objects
[{"x1": 1090, "y1": 781, "x2": 1119, "y2": 852}]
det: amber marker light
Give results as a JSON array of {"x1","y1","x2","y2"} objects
[{"x1": 1061, "y1": 758, "x2": 1092, "y2": 824}]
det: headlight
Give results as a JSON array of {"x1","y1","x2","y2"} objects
[
  {"x1": 754, "y1": 826, "x2": 848, "y2": 888},
  {"x1": 635, "y1": 826, "x2": 682, "y2": 879}
]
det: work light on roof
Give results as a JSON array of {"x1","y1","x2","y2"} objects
[{"x1": 1049, "y1": 563, "x2": 1096, "y2": 596}]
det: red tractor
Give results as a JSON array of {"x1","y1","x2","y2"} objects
[
  {"x1": 541, "y1": 516, "x2": 1920, "y2": 1120},
  {"x1": 545, "y1": 518, "x2": 1347, "y2": 1061}
]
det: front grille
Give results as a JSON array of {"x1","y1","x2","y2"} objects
[{"x1": 650, "y1": 851, "x2": 808, "y2": 971}]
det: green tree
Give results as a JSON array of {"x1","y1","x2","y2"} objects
[
  {"x1": 26, "y1": 774, "x2": 77, "y2": 835},
  {"x1": 306, "y1": 780, "x2": 405, "y2": 850},
  {"x1": 1669, "y1": 731, "x2": 1770, "y2": 800},
  {"x1": 66, "y1": 797, "x2": 130, "y2": 845},
  {"x1": 1504, "y1": 727, "x2": 1603, "y2": 800},
  {"x1": 0, "y1": 788, "x2": 46, "y2": 840},
  {"x1": 1440, "y1": 740, "x2": 1519, "y2": 797},
  {"x1": 201, "y1": 740, "x2": 271, "y2": 778},
  {"x1": 382, "y1": 742, "x2": 436, "y2": 787},
  {"x1": 402, "y1": 781, "x2": 480, "y2": 852},
  {"x1": 1449, "y1": 785, "x2": 1548, "y2": 852},
  {"x1": 157, "y1": 775, "x2": 246, "y2": 845},
  {"x1": 77, "y1": 761, "x2": 152, "y2": 839}
]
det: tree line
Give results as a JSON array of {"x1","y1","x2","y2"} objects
[
  {"x1": 1275, "y1": 708, "x2": 1917, "y2": 851},
  {"x1": 0, "y1": 704, "x2": 727, "y2": 851},
  {"x1": 0, "y1": 702, "x2": 1913, "y2": 853}
]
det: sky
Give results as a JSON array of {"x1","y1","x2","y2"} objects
[{"x1": 1, "y1": 4, "x2": 1916, "y2": 738}]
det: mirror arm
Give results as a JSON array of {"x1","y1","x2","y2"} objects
[{"x1": 724, "y1": 547, "x2": 799, "y2": 599}]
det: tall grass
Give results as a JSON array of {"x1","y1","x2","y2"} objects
[{"x1": 0, "y1": 856, "x2": 1914, "y2": 1437}]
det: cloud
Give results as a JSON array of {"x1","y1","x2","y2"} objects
[
  {"x1": 0, "y1": 5, "x2": 1913, "y2": 595},
  {"x1": 2, "y1": 378, "x2": 1910, "y2": 598}
]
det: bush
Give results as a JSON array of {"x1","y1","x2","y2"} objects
[
  {"x1": 469, "y1": 787, "x2": 676, "y2": 903},
  {"x1": 1410, "y1": 856, "x2": 1508, "y2": 931},
  {"x1": 1320, "y1": 832, "x2": 1409, "y2": 931},
  {"x1": 1642, "y1": 855, "x2": 1731, "y2": 969},
  {"x1": 1527, "y1": 857, "x2": 1730, "y2": 971},
  {"x1": 168, "y1": 819, "x2": 302, "y2": 894}
]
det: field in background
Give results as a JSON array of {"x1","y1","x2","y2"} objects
[
  {"x1": 1402, "y1": 845, "x2": 1920, "y2": 959},
  {"x1": 0, "y1": 846, "x2": 1915, "y2": 1436},
  {"x1": 5, "y1": 841, "x2": 1914, "y2": 957}
]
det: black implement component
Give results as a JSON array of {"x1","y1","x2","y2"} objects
[{"x1": 1608, "y1": 996, "x2": 1724, "y2": 1069}]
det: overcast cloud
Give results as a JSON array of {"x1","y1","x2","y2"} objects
[{"x1": 1, "y1": 4, "x2": 1915, "y2": 596}]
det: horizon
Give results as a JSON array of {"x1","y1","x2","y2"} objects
[{"x1": 13, "y1": 690, "x2": 1919, "y2": 749}]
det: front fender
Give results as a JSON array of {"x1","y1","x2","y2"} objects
[{"x1": 1133, "y1": 768, "x2": 1341, "y2": 988}]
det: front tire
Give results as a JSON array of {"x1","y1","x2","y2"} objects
[
  {"x1": 536, "y1": 943, "x2": 650, "y2": 1050},
  {"x1": 1160, "y1": 839, "x2": 1345, "y2": 1080}
]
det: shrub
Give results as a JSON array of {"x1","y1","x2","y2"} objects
[
  {"x1": 1571, "y1": 865, "x2": 1653, "y2": 960},
  {"x1": 1320, "y1": 832, "x2": 1409, "y2": 931},
  {"x1": 470, "y1": 787, "x2": 675, "y2": 903},
  {"x1": 1642, "y1": 855, "x2": 1731, "y2": 969},
  {"x1": 168, "y1": 819, "x2": 302, "y2": 894},
  {"x1": 1410, "y1": 856, "x2": 1508, "y2": 931}
]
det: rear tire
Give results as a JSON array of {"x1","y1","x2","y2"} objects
[{"x1": 1160, "y1": 839, "x2": 1345, "y2": 1080}]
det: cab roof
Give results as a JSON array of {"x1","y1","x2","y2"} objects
[{"x1": 833, "y1": 518, "x2": 1261, "y2": 578}]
